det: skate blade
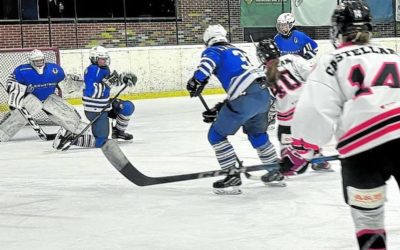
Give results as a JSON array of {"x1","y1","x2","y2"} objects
[
  {"x1": 312, "y1": 168, "x2": 335, "y2": 173},
  {"x1": 263, "y1": 181, "x2": 287, "y2": 187},
  {"x1": 213, "y1": 186, "x2": 242, "y2": 195}
]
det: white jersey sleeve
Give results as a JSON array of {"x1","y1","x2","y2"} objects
[{"x1": 292, "y1": 43, "x2": 400, "y2": 157}]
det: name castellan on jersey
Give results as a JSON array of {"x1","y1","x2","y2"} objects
[{"x1": 326, "y1": 46, "x2": 396, "y2": 76}]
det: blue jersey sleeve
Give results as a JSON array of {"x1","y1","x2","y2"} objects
[
  {"x1": 83, "y1": 65, "x2": 111, "y2": 99},
  {"x1": 193, "y1": 48, "x2": 221, "y2": 83}
]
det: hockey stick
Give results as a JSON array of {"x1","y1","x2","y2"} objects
[
  {"x1": 102, "y1": 139, "x2": 338, "y2": 186},
  {"x1": 102, "y1": 139, "x2": 281, "y2": 186},
  {"x1": 19, "y1": 107, "x2": 56, "y2": 141},
  {"x1": 244, "y1": 154, "x2": 339, "y2": 181},
  {"x1": 61, "y1": 84, "x2": 128, "y2": 151}
]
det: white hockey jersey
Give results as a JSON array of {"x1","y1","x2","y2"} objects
[
  {"x1": 292, "y1": 42, "x2": 400, "y2": 158},
  {"x1": 272, "y1": 54, "x2": 312, "y2": 126}
]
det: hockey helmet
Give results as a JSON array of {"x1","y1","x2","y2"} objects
[
  {"x1": 89, "y1": 46, "x2": 110, "y2": 67},
  {"x1": 257, "y1": 39, "x2": 281, "y2": 63},
  {"x1": 203, "y1": 24, "x2": 228, "y2": 47},
  {"x1": 276, "y1": 13, "x2": 295, "y2": 36},
  {"x1": 330, "y1": 0, "x2": 372, "y2": 47},
  {"x1": 29, "y1": 49, "x2": 45, "y2": 74}
]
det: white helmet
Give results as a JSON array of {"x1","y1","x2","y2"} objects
[
  {"x1": 29, "y1": 49, "x2": 45, "y2": 74},
  {"x1": 203, "y1": 24, "x2": 228, "y2": 47},
  {"x1": 276, "y1": 13, "x2": 295, "y2": 36},
  {"x1": 89, "y1": 46, "x2": 110, "y2": 66}
]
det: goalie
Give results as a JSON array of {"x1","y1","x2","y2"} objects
[
  {"x1": 0, "y1": 49, "x2": 85, "y2": 142},
  {"x1": 53, "y1": 45, "x2": 136, "y2": 150}
]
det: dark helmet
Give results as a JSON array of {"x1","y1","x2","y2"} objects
[
  {"x1": 330, "y1": 0, "x2": 372, "y2": 47},
  {"x1": 257, "y1": 39, "x2": 281, "y2": 63}
]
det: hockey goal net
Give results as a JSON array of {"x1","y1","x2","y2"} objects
[{"x1": 0, "y1": 47, "x2": 61, "y2": 125}]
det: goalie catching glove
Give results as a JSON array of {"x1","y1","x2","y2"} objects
[{"x1": 202, "y1": 101, "x2": 225, "y2": 123}]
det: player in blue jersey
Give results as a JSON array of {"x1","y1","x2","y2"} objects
[
  {"x1": 0, "y1": 49, "x2": 72, "y2": 141},
  {"x1": 53, "y1": 46, "x2": 136, "y2": 150},
  {"x1": 186, "y1": 24, "x2": 284, "y2": 195},
  {"x1": 274, "y1": 13, "x2": 318, "y2": 60}
]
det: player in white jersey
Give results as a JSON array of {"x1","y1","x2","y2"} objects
[
  {"x1": 291, "y1": 1, "x2": 400, "y2": 249},
  {"x1": 256, "y1": 39, "x2": 331, "y2": 175}
]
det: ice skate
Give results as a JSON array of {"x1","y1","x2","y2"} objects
[
  {"x1": 261, "y1": 169, "x2": 286, "y2": 187},
  {"x1": 213, "y1": 173, "x2": 242, "y2": 195},
  {"x1": 112, "y1": 127, "x2": 133, "y2": 141},
  {"x1": 52, "y1": 127, "x2": 73, "y2": 150},
  {"x1": 311, "y1": 153, "x2": 334, "y2": 172}
]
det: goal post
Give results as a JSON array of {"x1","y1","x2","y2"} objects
[{"x1": 0, "y1": 47, "x2": 61, "y2": 125}]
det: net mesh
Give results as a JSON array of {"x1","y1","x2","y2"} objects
[{"x1": 0, "y1": 48, "x2": 60, "y2": 125}]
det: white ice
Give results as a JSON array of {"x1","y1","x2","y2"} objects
[{"x1": 0, "y1": 94, "x2": 399, "y2": 250}]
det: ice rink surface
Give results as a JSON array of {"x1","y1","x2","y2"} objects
[{"x1": 0, "y1": 94, "x2": 399, "y2": 250}]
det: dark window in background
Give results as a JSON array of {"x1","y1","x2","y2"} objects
[
  {"x1": 21, "y1": 0, "x2": 39, "y2": 20},
  {"x1": 76, "y1": 0, "x2": 124, "y2": 18},
  {"x1": 0, "y1": 0, "x2": 176, "y2": 20},
  {"x1": 0, "y1": 0, "x2": 18, "y2": 19},
  {"x1": 125, "y1": 0, "x2": 175, "y2": 18},
  {"x1": 38, "y1": 0, "x2": 75, "y2": 18}
]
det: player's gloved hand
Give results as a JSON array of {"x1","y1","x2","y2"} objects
[
  {"x1": 7, "y1": 81, "x2": 27, "y2": 110},
  {"x1": 202, "y1": 101, "x2": 225, "y2": 123},
  {"x1": 186, "y1": 77, "x2": 206, "y2": 98},
  {"x1": 102, "y1": 70, "x2": 120, "y2": 87},
  {"x1": 119, "y1": 72, "x2": 137, "y2": 87},
  {"x1": 280, "y1": 145, "x2": 310, "y2": 176},
  {"x1": 302, "y1": 43, "x2": 317, "y2": 60}
]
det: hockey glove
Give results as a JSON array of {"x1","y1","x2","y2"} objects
[
  {"x1": 186, "y1": 77, "x2": 206, "y2": 98},
  {"x1": 102, "y1": 70, "x2": 121, "y2": 87},
  {"x1": 302, "y1": 43, "x2": 317, "y2": 60},
  {"x1": 202, "y1": 101, "x2": 225, "y2": 123},
  {"x1": 7, "y1": 81, "x2": 27, "y2": 110},
  {"x1": 280, "y1": 145, "x2": 310, "y2": 176},
  {"x1": 119, "y1": 72, "x2": 137, "y2": 87}
]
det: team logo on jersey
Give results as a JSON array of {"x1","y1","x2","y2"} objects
[
  {"x1": 244, "y1": 0, "x2": 253, "y2": 4},
  {"x1": 294, "y1": 37, "x2": 298, "y2": 44},
  {"x1": 27, "y1": 84, "x2": 34, "y2": 93},
  {"x1": 52, "y1": 68, "x2": 58, "y2": 74}
]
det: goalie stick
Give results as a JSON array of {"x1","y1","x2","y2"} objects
[
  {"x1": 19, "y1": 107, "x2": 56, "y2": 141},
  {"x1": 101, "y1": 139, "x2": 338, "y2": 186}
]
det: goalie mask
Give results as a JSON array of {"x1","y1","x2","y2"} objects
[
  {"x1": 257, "y1": 39, "x2": 281, "y2": 63},
  {"x1": 89, "y1": 46, "x2": 110, "y2": 67},
  {"x1": 203, "y1": 24, "x2": 228, "y2": 47},
  {"x1": 330, "y1": 0, "x2": 372, "y2": 48},
  {"x1": 29, "y1": 49, "x2": 45, "y2": 74},
  {"x1": 276, "y1": 13, "x2": 295, "y2": 36}
]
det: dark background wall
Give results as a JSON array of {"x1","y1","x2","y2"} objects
[{"x1": 0, "y1": 0, "x2": 396, "y2": 49}]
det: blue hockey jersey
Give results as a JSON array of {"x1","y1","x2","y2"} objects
[
  {"x1": 83, "y1": 64, "x2": 111, "y2": 112},
  {"x1": 274, "y1": 30, "x2": 318, "y2": 59},
  {"x1": 193, "y1": 44, "x2": 265, "y2": 100},
  {"x1": 11, "y1": 63, "x2": 65, "y2": 101}
]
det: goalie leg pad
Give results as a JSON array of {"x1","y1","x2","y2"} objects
[
  {"x1": 42, "y1": 94, "x2": 83, "y2": 133},
  {"x1": 0, "y1": 110, "x2": 26, "y2": 141},
  {"x1": 22, "y1": 94, "x2": 43, "y2": 115}
]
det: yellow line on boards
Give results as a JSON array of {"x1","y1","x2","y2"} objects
[{"x1": 66, "y1": 88, "x2": 225, "y2": 105}]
